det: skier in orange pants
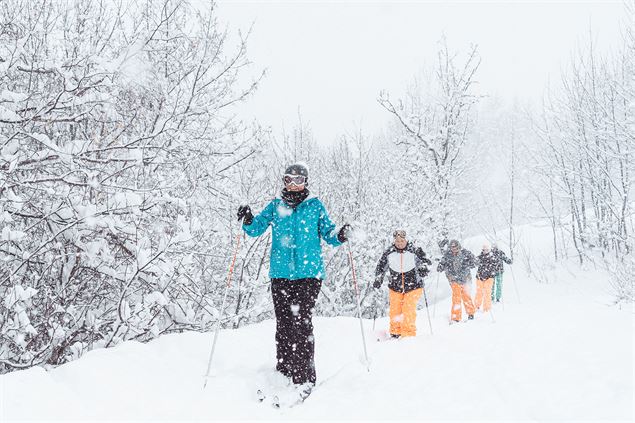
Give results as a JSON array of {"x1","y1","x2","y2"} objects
[
  {"x1": 474, "y1": 243, "x2": 497, "y2": 313},
  {"x1": 373, "y1": 230, "x2": 431, "y2": 338},
  {"x1": 437, "y1": 239, "x2": 477, "y2": 322}
]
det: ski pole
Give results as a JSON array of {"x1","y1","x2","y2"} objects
[
  {"x1": 346, "y1": 240, "x2": 370, "y2": 372},
  {"x1": 432, "y1": 271, "x2": 440, "y2": 317},
  {"x1": 372, "y1": 291, "x2": 378, "y2": 331},
  {"x1": 422, "y1": 284, "x2": 434, "y2": 335},
  {"x1": 509, "y1": 265, "x2": 521, "y2": 304},
  {"x1": 203, "y1": 231, "x2": 242, "y2": 388}
]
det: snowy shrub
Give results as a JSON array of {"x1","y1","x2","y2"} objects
[
  {"x1": 0, "y1": 0, "x2": 261, "y2": 372},
  {"x1": 606, "y1": 254, "x2": 635, "y2": 306}
]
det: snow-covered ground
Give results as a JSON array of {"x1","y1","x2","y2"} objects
[{"x1": 1, "y1": 224, "x2": 633, "y2": 422}]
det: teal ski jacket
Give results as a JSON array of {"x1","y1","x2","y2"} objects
[{"x1": 243, "y1": 197, "x2": 342, "y2": 280}]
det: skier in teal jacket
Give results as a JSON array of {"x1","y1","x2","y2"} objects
[{"x1": 237, "y1": 163, "x2": 349, "y2": 400}]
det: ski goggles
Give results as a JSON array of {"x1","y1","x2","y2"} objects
[
  {"x1": 393, "y1": 230, "x2": 406, "y2": 239},
  {"x1": 283, "y1": 174, "x2": 307, "y2": 185}
]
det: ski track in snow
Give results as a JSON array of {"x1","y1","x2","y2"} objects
[{"x1": 1, "y1": 264, "x2": 633, "y2": 422}]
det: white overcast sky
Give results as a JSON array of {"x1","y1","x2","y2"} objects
[{"x1": 215, "y1": 0, "x2": 626, "y2": 145}]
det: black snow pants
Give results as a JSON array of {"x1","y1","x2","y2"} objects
[{"x1": 271, "y1": 278, "x2": 321, "y2": 385}]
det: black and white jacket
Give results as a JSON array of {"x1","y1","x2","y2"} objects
[
  {"x1": 375, "y1": 242, "x2": 431, "y2": 293},
  {"x1": 476, "y1": 251, "x2": 498, "y2": 280}
]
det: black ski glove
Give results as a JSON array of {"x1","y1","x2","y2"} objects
[
  {"x1": 237, "y1": 205, "x2": 254, "y2": 226},
  {"x1": 337, "y1": 223, "x2": 351, "y2": 243},
  {"x1": 418, "y1": 267, "x2": 430, "y2": 278},
  {"x1": 373, "y1": 277, "x2": 382, "y2": 289},
  {"x1": 415, "y1": 247, "x2": 432, "y2": 265}
]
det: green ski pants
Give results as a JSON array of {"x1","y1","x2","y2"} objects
[{"x1": 491, "y1": 272, "x2": 503, "y2": 302}]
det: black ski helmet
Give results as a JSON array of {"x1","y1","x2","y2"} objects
[{"x1": 283, "y1": 163, "x2": 309, "y2": 185}]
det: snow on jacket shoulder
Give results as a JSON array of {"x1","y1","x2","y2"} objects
[
  {"x1": 375, "y1": 242, "x2": 431, "y2": 293},
  {"x1": 243, "y1": 197, "x2": 342, "y2": 280}
]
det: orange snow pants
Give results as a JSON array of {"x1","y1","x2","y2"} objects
[
  {"x1": 389, "y1": 288, "x2": 423, "y2": 337},
  {"x1": 450, "y1": 282, "x2": 475, "y2": 322},
  {"x1": 474, "y1": 278, "x2": 494, "y2": 312}
]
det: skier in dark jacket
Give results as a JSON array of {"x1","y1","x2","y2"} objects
[
  {"x1": 474, "y1": 243, "x2": 498, "y2": 312},
  {"x1": 437, "y1": 239, "x2": 477, "y2": 322},
  {"x1": 237, "y1": 163, "x2": 350, "y2": 398},
  {"x1": 373, "y1": 230, "x2": 431, "y2": 338},
  {"x1": 491, "y1": 243, "x2": 513, "y2": 302}
]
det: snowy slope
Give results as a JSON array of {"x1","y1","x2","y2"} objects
[{"x1": 1, "y1": 226, "x2": 633, "y2": 422}]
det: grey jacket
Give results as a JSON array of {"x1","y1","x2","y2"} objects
[{"x1": 437, "y1": 248, "x2": 476, "y2": 284}]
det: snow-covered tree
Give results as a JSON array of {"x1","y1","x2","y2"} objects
[
  {"x1": 526, "y1": 6, "x2": 634, "y2": 301},
  {"x1": 0, "y1": 0, "x2": 261, "y2": 371},
  {"x1": 377, "y1": 41, "x2": 482, "y2": 240}
]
